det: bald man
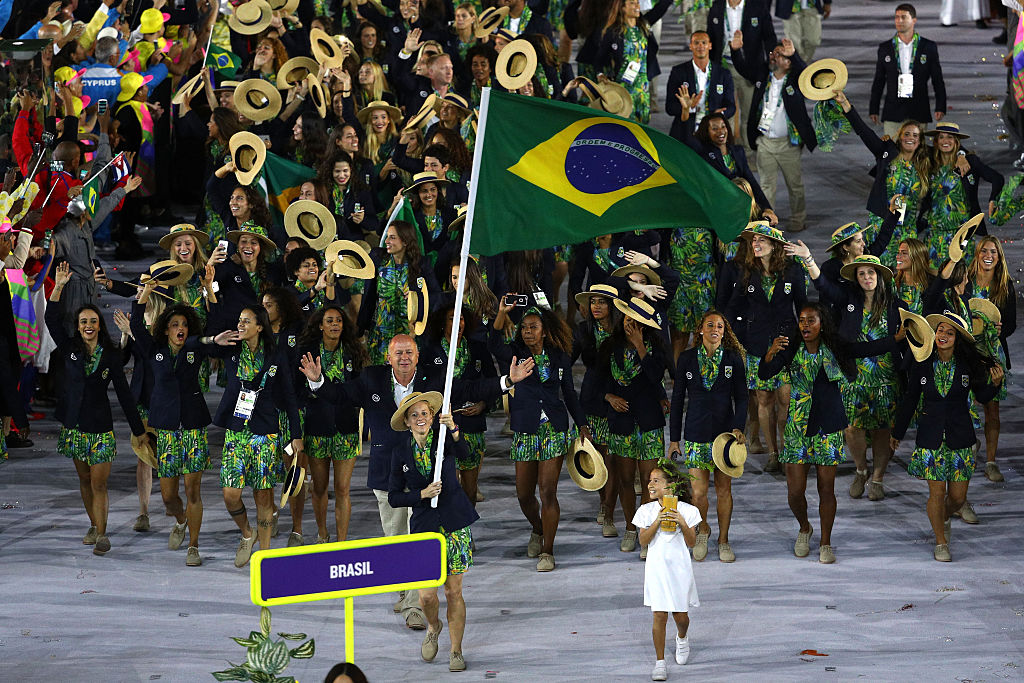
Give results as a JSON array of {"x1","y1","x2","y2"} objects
[{"x1": 303, "y1": 334, "x2": 533, "y2": 629}]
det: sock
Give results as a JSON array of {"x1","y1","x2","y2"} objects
[{"x1": 656, "y1": 660, "x2": 665, "y2": 666}]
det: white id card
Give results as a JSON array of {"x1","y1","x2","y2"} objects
[
  {"x1": 757, "y1": 106, "x2": 776, "y2": 135},
  {"x1": 897, "y1": 73, "x2": 913, "y2": 98},
  {"x1": 622, "y1": 60, "x2": 641, "y2": 85},
  {"x1": 233, "y1": 390, "x2": 257, "y2": 419},
  {"x1": 533, "y1": 290, "x2": 551, "y2": 309}
]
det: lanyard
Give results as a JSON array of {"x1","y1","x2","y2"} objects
[
  {"x1": 763, "y1": 74, "x2": 786, "y2": 115},
  {"x1": 893, "y1": 34, "x2": 919, "y2": 73}
]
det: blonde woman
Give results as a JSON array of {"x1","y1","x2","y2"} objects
[
  {"x1": 893, "y1": 238, "x2": 934, "y2": 314},
  {"x1": 356, "y1": 61, "x2": 393, "y2": 107}
]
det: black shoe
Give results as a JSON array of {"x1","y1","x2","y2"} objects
[
  {"x1": 993, "y1": 29, "x2": 1008, "y2": 44},
  {"x1": 6, "y1": 432, "x2": 33, "y2": 448}
]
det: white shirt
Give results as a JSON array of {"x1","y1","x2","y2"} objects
[
  {"x1": 692, "y1": 61, "x2": 711, "y2": 123},
  {"x1": 765, "y1": 73, "x2": 789, "y2": 139},
  {"x1": 724, "y1": 0, "x2": 745, "y2": 58},
  {"x1": 509, "y1": 16, "x2": 522, "y2": 33},
  {"x1": 897, "y1": 35, "x2": 914, "y2": 75},
  {"x1": 393, "y1": 373, "x2": 415, "y2": 407}
]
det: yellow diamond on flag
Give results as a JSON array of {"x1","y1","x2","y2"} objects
[{"x1": 507, "y1": 117, "x2": 677, "y2": 217}]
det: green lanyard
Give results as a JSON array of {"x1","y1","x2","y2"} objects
[{"x1": 893, "y1": 33, "x2": 919, "y2": 73}]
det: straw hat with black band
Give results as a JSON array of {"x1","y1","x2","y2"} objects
[
  {"x1": 159, "y1": 224, "x2": 210, "y2": 251},
  {"x1": 440, "y1": 92, "x2": 470, "y2": 113},
  {"x1": 141, "y1": 260, "x2": 195, "y2": 288},
  {"x1": 228, "y1": 0, "x2": 274, "y2": 35},
  {"x1": 326, "y1": 239, "x2": 375, "y2": 279},
  {"x1": 948, "y1": 213, "x2": 983, "y2": 262},
  {"x1": 276, "y1": 56, "x2": 319, "y2": 90},
  {"x1": 495, "y1": 38, "x2": 537, "y2": 91},
  {"x1": 279, "y1": 443, "x2": 304, "y2": 507},
  {"x1": 310, "y1": 27, "x2": 345, "y2": 68},
  {"x1": 797, "y1": 58, "x2": 849, "y2": 101},
  {"x1": 449, "y1": 204, "x2": 468, "y2": 233},
  {"x1": 614, "y1": 297, "x2": 661, "y2": 329},
  {"x1": 172, "y1": 71, "x2": 206, "y2": 105},
  {"x1": 306, "y1": 73, "x2": 327, "y2": 118},
  {"x1": 924, "y1": 122, "x2": 970, "y2": 139},
  {"x1": 474, "y1": 6, "x2": 509, "y2": 37},
  {"x1": 899, "y1": 308, "x2": 935, "y2": 363},
  {"x1": 579, "y1": 76, "x2": 634, "y2": 119},
  {"x1": 406, "y1": 170, "x2": 449, "y2": 194},
  {"x1": 228, "y1": 221, "x2": 278, "y2": 253},
  {"x1": 968, "y1": 298, "x2": 1001, "y2": 336},
  {"x1": 712, "y1": 432, "x2": 747, "y2": 478},
  {"x1": 407, "y1": 276, "x2": 430, "y2": 336},
  {"x1": 357, "y1": 100, "x2": 403, "y2": 126},
  {"x1": 403, "y1": 93, "x2": 439, "y2": 132},
  {"x1": 284, "y1": 200, "x2": 337, "y2": 252},
  {"x1": 568, "y1": 437, "x2": 608, "y2": 491},
  {"x1": 612, "y1": 264, "x2": 662, "y2": 286},
  {"x1": 926, "y1": 311, "x2": 974, "y2": 341},
  {"x1": 233, "y1": 79, "x2": 282, "y2": 122},
  {"x1": 839, "y1": 254, "x2": 893, "y2": 284},
  {"x1": 267, "y1": 0, "x2": 300, "y2": 14},
  {"x1": 391, "y1": 391, "x2": 444, "y2": 431},
  {"x1": 228, "y1": 131, "x2": 267, "y2": 186},
  {"x1": 574, "y1": 283, "x2": 621, "y2": 308}
]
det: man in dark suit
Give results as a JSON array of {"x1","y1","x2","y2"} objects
[
  {"x1": 734, "y1": 36, "x2": 814, "y2": 232},
  {"x1": 775, "y1": 0, "x2": 831, "y2": 61},
  {"x1": 869, "y1": 3, "x2": 946, "y2": 138},
  {"x1": 707, "y1": 0, "x2": 778, "y2": 150},
  {"x1": 665, "y1": 31, "x2": 736, "y2": 140}
]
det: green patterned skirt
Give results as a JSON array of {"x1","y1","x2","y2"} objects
[
  {"x1": 510, "y1": 422, "x2": 577, "y2": 462},
  {"x1": 586, "y1": 414, "x2": 609, "y2": 446},
  {"x1": 909, "y1": 443, "x2": 974, "y2": 482},
  {"x1": 306, "y1": 432, "x2": 360, "y2": 461},
  {"x1": 156, "y1": 427, "x2": 210, "y2": 478},
  {"x1": 746, "y1": 353, "x2": 787, "y2": 391},
  {"x1": 441, "y1": 525, "x2": 473, "y2": 575},
  {"x1": 682, "y1": 440, "x2": 714, "y2": 471},
  {"x1": 220, "y1": 429, "x2": 280, "y2": 490},
  {"x1": 58, "y1": 428, "x2": 116, "y2": 465},
  {"x1": 609, "y1": 425, "x2": 665, "y2": 461},
  {"x1": 780, "y1": 429, "x2": 845, "y2": 466},
  {"x1": 842, "y1": 381, "x2": 899, "y2": 430},
  {"x1": 457, "y1": 431, "x2": 486, "y2": 471}
]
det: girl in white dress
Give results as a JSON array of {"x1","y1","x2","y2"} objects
[{"x1": 633, "y1": 461, "x2": 702, "y2": 681}]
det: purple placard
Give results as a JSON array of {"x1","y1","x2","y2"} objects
[{"x1": 259, "y1": 537, "x2": 444, "y2": 601}]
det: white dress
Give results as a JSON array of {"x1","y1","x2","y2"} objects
[{"x1": 633, "y1": 500, "x2": 702, "y2": 613}]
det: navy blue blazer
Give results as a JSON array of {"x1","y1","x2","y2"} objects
[
  {"x1": 130, "y1": 302, "x2": 214, "y2": 431},
  {"x1": 665, "y1": 60, "x2": 736, "y2": 140},
  {"x1": 725, "y1": 261, "x2": 808, "y2": 357},
  {"x1": 45, "y1": 299, "x2": 145, "y2": 436},
  {"x1": 209, "y1": 259, "x2": 281, "y2": 335},
  {"x1": 677, "y1": 118, "x2": 772, "y2": 210},
  {"x1": 298, "y1": 343, "x2": 362, "y2": 437},
  {"x1": 600, "y1": 336, "x2": 669, "y2": 435},
  {"x1": 314, "y1": 363, "x2": 503, "y2": 489},
  {"x1": 209, "y1": 342, "x2": 303, "y2": 437},
  {"x1": 572, "y1": 319, "x2": 612, "y2": 419},
  {"x1": 774, "y1": 0, "x2": 829, "y2": 19},
  {"x1": 419, "y1": 339, "x2": 498, "y2": 435},
  {"x1": 708, "y1": 0, "x2": 778, "y2": 77},
  {"x1": 488, "y1": 333, "x2": 586, "y2": 434},
  {"x1": 892, "y1": 356, "x2": 1000, "y2": 449},
  {"x1": 733, "y1": 48, "x2": 816, "y2": 152},
  {"x1": 670, "y1": 346, "x2": 747, "y2": 443},
  {"x1": 819, "y1": 210, "x2": 898, "y2": 289},
  {"x1": 715, "y1": 259, "x2": 741, "y2": 311},
  {"x1": 388, "y1": 429, "x2": 479, "y2": 533},
  {"x1": 844, "y1": 105, "x2": 922, "y2": 220},
  {"x1": 870, "y1": 35, "x2": 946, "y2": 123}
]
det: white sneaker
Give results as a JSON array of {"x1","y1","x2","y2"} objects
[
  {"x1": 675, "y1": 636, "x2": 690, "y2": 665},
  {"x1": 651, "y1": 661, "x2": 668, "y2": 681}
]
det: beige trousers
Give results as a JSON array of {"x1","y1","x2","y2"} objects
[
  {"x1": 883, "y1": 119, "x2": 928, "y2": 139},
  {"x1": 727, "y1": 62, "x2": 756, "y2": 151},
  {"x1": 756, "y1": 136, "x2": 807, "y2": 230},
  {"x1": 782, "y1": 9, "x2": 823, "y2": 61},
  {"x1": 373, "y1": 488, "x2": 422, "y2": 618}
]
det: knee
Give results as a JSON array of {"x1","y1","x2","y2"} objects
[
  {"x1": 160, "y1": 487, "x2": 178, "y2": 505},
  {"x1": 947, "y1": 490, "x2": 966, "y2": 508},
  {"x1": 419, "y1": 590, "x2": 439, "y2": 608},
  {"x1": 756, "y1": 393, "x2": 771, "y2": 409},
  {"x1": 91, "y1": 478, "x2": 108, "y2": 493},
  {"x1": 443, "y1": 584, "x2": 463, "y2": 604},
  {"x1": 185, "y1": 485, "x2": 202, "y2": 504},
  {"x1": 713, "y1": 481, "x2": 731, "y2": 500}
]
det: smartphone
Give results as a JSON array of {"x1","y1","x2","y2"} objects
[
  {"x1": 50, "y1": 160, "x2": 63, "y2": 172},
  {"x1": 503, "y1": 294, "x2": 529, "y2": 307},
  {"x1": 353, "y1": 202, "x2": 363, "y2": 213},
  {"x1": 217, "y1": 239, "x2": 229, "y2": 252},
  {"x1": 97, "y1": 99, "x2": 108, "y2": 115},
  {"x1": 258, "y1": 134, "x2": 270, "y2": 144}
]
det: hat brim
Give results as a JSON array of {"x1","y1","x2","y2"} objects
[
  {"x1": 839, "y1": 260, "x2": 893, "y2": 284},
  {"x1": 611, "y1": 264, "x2": 662, "y2": 286},
  {"x1": 276, "y1": 56, "x2": 319, "y2": 90},
  {"x1": 229, "y1": 131, "x2": 268, "y2": 186},
  {"x1": 923, "y1": 128, "x2": 970, "y2": 140},
  {"x1": 613, "y1": 298, "x2": 661, "y2": 329},
  {"x1": 233, "y1": 79, "x2": 283, "y2": 122},
  {"x1": 171, "y1": 71, "x2": 206, "y2": 105},
  {"x1": 284, "y1": 200, "x2": 337, "y2": 252},
  {"x1": 474, "y1": 6, "x2": 509, "y2": 37},
  {"x1": 495, "y1": 39, "x2": 537, "y2": 91},
  {"x1": 279, "y1": 465, "x2": 306, "y2": 507},
  {"x1": 712, "y1": 433, "x2": 747, "y2": 478},
  {"x1": 131, "y1": 430, "x2": 158, "y2": 468},
  {"x1": 227, "y1": 1, "x2": 273, "y2": 35},
  {"x1": 310, "y1": 27, "x2": 346, "y2": 68},
  {"x1": 141, "y1": 262, "x2": 195, "y2": 288},
  {"x1": 326, "y1": 239, "x2": 375, "y2": 279},
  {"x1": 306, "y1": 74, "x2": 327, "y2": 119},
  {"x1": 568, "y1": 437, "x2": 608, "y2": 491},
  {"x1": 969, "y1": 297, "x2": 1001, "y2": 335},
  {"x1": 589, "y1": 81, "x2": 634, "y2": 119},
  {"x1": 356, "y1": 101, "x2": 403, "y2": 126},
  {"x1": 573, "y1": 286, "x2": 619, "y2": 308},
  {"x1": 949, "y1": 213, "x2": 983, "y2": 262},
  {"x1": 159, "y1": 225, "x2": 210, "y2": 251},
  {"x1": 407, "y1": 284, "x2": 430, "y2": 336},
  {"x1": 227, "y1": 229, "x2": 278, "y2": 253},
  {"x1": 926, "y1": 313, "x2": 974, "y2": 342},
  {"x1": 403, "y1": 94, "x2": 439, "y2": 132},
  {"x1": 390, "y1": 391, "x2": 444, "y2": 431},
  {"x1": 405, "y1": 175, "x2": 448, "y2": 194},
  {"x1": 797, "y1": 58, "x2": 849, "y2": 101},
  {"x1": 898, "y1": 309, "x2": 935, "y2": 362}
]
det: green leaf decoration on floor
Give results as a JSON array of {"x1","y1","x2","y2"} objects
[{"x1": 212, "y1": 607, "x2": 316, "y2": 682}]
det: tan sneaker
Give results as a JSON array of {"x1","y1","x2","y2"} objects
[
  {"x1": 82, "y1": 526, "x2": 98, "y2": 545},
  {"x1": 133, "y1": 514, "x2": 150, "y2": 532},
  {"x1": 287, "y1": 531, "x2": 304, "y2": 546},
  {"x1": 271, "y1": 511, "x2": 279, "y2": 537},
  {"x1": 764, "y1": 453, "x2": 781, "y2": 473},
  {"x1": 526, "y1": 532, "x2": 543, "y2": 558},
  {"x1": 168, "y1": 522, "x2": 187, "y2": 550},
  {"x1": 536, "y1": 553, "x2": 555, "y2": 572},
  {"x1": 597, "y1": 506, "x2": 607, "y2": 525},
  {"x1": 794, "y1": 526, "x2": 813, "y2": 557},
  {"x1": 405, "y1": 611, "x2": 427, "y2": 630},
  {"x1": 449, "y1": 651, "x2": 467, "y2": 672},
  {"x1": 93, "y1": 535, "x2": 111, "y2": 556},
  {"x1": 234, "y1": 534, "x2": 257, "y2": 568},
  {"x1": 186, "y1": 546, "x2": 202, "y2": 566},
  {"x1": 393, "y1": 593, "x2": 405, "y2": 613},
  {"x1": 692, "y1": 531, "x2": 710, "y2": 561},
  {"x1": 475, "y1": 488, "x2": 485, "y2": 502},
  {"x1": 420, "y1": 625, "x2": 442, "y2": 662},
  {"x1": 316, "y1": 535, "x2": 330, "y2": 544},
  {"x1": 718, "y1": 542, "x2": 735, "y2": 563},
  {"x1": 819, "y1": 545, "x2": 836, "y2": 564},
  {"x1": 602, "y1": 517, "x2": 618, "y2": 538},
  {"x1": 867, "y1": 480, "x2": 885, "y2": 501},
  {"x1": 954, "y1": 501, "x2": 979, "y2": 524},
  {"x1": 985, "y1": 462, "x2": 1004, "y2": 482},
  {"x1": 849, "y1": 471, "x2": 867, "y2": 499},
  {"x1": 933, "y1": 543, "x2": 951, "y2": 562},
  {"x1": 620, "y1": 529, "x2": 638, "y2": 552}
]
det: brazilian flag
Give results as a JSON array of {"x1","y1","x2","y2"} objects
[
  {"x1": 82, "y1": 173, "x2": 102, "y2": 219},
  {"x1": 468, "y1": 90, "x2": 752, "y2": 257},
  {"x1": 206, "y1": 45, "x2": 242, "y2": 79}
]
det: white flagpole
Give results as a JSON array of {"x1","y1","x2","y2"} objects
[{"x1": 431, "y1": 87, "x2": 493, "y2": 507}]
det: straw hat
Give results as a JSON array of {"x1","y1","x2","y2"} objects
[
  {"x1": 449, "y1": 204, "x2": 468, "y2": 233},
  {"x1": 140, "y1": 260, "x2": 194, "y2": 288},
  {"x1": 495, "y1": 39, "x2": 537, "y2": 91},
  {"x1": 474, "y1": 6, "x2": 509, "y2": 38},
  {"x1": 899, "y1": 308, "x2": 935, "y2": 362},
  {"x1": 356, "y1": 100, "x2": 403, "y2": 126},
  {"x1": 827, "y1": 222, "x2": 863, "y2": 252},
  {"x1": 310, "y1": 27, "x2": 346, "y2": 68},
  {"x1": 326, "y1": 239, "x2": 375, "y2": 279},
  {"x1": 406, "y1": 170, "x2": 448, "y2": 194},
  {"x1": 743, "y1": 220, "x2": 788, "y2": 244},
  {"x1": 284, "y1": 200, "x2": 337, "y2": 252},
  {"x1": 228, "y1": 131, "x2": 267, "y2": 186},
  {"x1": 568, "y1": 437, "x2": 608, "y2": 491},
  {"x1": 612, "y1": 264, "x2": 662, "y2": 286},
  {"x1": 276, "y1": 56, "x2": 319, "y2": 89},
  {"x1": 926, "y1": 311, "x2": 974, "y2": 341},
  {"x1": 116, "y1": 72, "x2": 154, "y2": 102},
  {"x1": 797, "y1": 58, "x2": 849, "y2": 101},
  {"x1": 159, "y1": 223, "x2": 210, "y2": 251},
  {"x1": 712, "y1": 432, "x2": 747, "y2": 478},
  {"x1": 390, "y1": 391, "x2": 444, "y2": 431},
  {"x1": 131, "y1": 429, "x2": 158, "y2": 468},
  {"x1": 969, "y1": 298, "x2": 1001, "y2": 336},
  {"x1": 440, "y1": 92, "x2": 470, "y2": 113},
  {"x1": 614, "y1": 297, "x2": 661, "y2": 329},
  {"x1": 948, "y1": 214, "x2": 983, "y2": 262},
  {"x1": 228, "y1": 0, "x2": 274, "y2": 35},
  {"x1": 233, "y1": 78, "x2": 283, "y2": 122},
  {"x1": 279, "y1": 462, "x2": 306, "y2": 506},
  {"x1": 924, "y1": 122, "x2": 970, "y2": 139},
  {"x1": 267, "y1": 0, "x2": 300, "y2": 13},
  {"x1": 227, "y1": 220, "x2": 278, "y2": 253},
  {"x1": 403, "y1": 93, "x2": 439, "y2": 132},
  {"x1": 171, "y1": 71, "x2": 206, "y2": 105},
  {"x1": 576, "y1": 76, "x2": 634, "y2": 119},
  {"x1": 306, "y1": 73, "x2": 327, "y2": 118},
  {"x1": 839, "y1": 254, "x2": 893, "y2": 284},
  {"x1": 407, "y1": 276, "x2": 430, "y2": 336},
  {"x1": 573, "y1": 282, "x2": 620, "y2": 308}
]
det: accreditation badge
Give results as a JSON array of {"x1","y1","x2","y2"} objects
[
  {"x1": 102, "y1": 368, "x2": 109, "y2": 379},
  {"x1": 962, "y1": 375, "x2": 969, "y2": 388},
  {"x1": 268, "y1": 365, "x2": 277, "y2": 377},
  {"x1": 187, "y1": 352, "x2": 195, "y2": 364},
  {"x1": 724, "y1": 365, "x2": 733, "y2": 378},
  {"x1": 716, "y1": 84, "x2": 724, "y2": 94},
  {"x1": 784, "y1": 282, "x2": 792, "y2": 294},
  {"x1": 287, "y1": 334, "x2": 296, "y2": 347}
]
